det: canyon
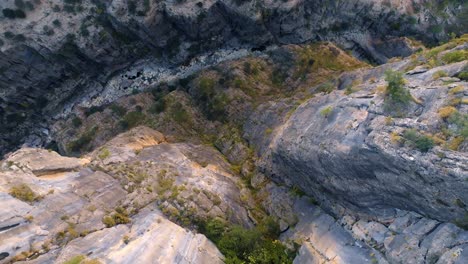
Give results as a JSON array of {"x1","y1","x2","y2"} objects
[{"x1": 0, "y1": 0, "x2": 467, "y2": 264}]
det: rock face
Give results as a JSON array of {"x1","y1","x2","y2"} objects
[
  {"x1": 6, "y1": 148, "x2": 88, "y2": 176},
  {"x1": 0, "y1": 127, "x2": 251, "y2": 263},
  {"x1": 258, "y1": 44, "x2": 468, "y2": 223},
  {"x1": 46, "y1": 207, "x2": 224, "y2": 264},
  {"x1": 0, "y1": 0, "x2": 466, "y2": 155},
  {"x1": 256, "y1": 181, "x2": 468, "y2": 264}
]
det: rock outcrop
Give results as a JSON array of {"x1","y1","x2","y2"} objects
[
  {"x1": 28, "y1": 207, "x2": 224, "y2": 264},
  {"x1": 257, "y1": 42, "x2": 467, "y2": 223},
  {"x1": 256, "y1": 179, "x2": 468, "y2": 264},
  {"x1": 0, "y1": 127, "x2": 252, "y2": 263}
]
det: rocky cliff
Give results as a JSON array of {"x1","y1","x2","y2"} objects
[
  {"x1": 258, "y1": 43, "x2": 468, "y2": 223},
  {"x1": 0, "y1": 1, "x2": 467, "y2": 264},
  {"x1": 0, "y1": 0, "x2": 466, "y2": 155},
  {"x1": 1, "y1": 35, "x2": 466, "y2": 263}
]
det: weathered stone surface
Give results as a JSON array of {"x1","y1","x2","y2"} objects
[
  {"x1": 283, "y1": 198, "x2": 387, "y2": 264},
  {"x1": 54, "y1": 206, "x2": 223, "y2": 264},
  {"x1": 0, "y1": 127, "x2": 257, "y2": 262},
  {"x1": 5, "y1": 148, "x2": 88, "y2": 176},
  {"x1": 257, "y1": 46, "x2": 468, "y2": 223}
]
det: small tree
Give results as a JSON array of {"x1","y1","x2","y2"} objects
[
  {"x1": 3, "y1": 8, "x2": 17, "y2": 18},
  {"x1": 384, "y1": 70, "x2": 411, "y2": 114}
]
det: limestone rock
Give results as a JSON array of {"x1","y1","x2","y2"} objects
[
  {"x1": 258, "y1": 47, "x2": 468, "y2": 223},
  {"x1": 54, "y1": 206, "x2": 223, "y2": 264},
  {"x1": 5, "y1": 148, "x2": 88, "y2": 176}
]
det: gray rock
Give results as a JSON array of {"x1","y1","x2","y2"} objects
[
  {"x1": 1, "y1": 0, "x2": 465, "y2": 155},
  {"x1": 257, "y1": 54, "x2": 468, "y2": 223},
  {"x1": 5, "y1": 148, "x2": 87, "y2": 176},
  {"x1": 54, "y1": 206, "x2": 223, "y2": 264}
]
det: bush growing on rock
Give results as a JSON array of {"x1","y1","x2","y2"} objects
[
  {"x1": 120, "y1": 111, "x2": 146, "y2": 129},
  {"x1": 319, "y1": 106, "x2": 333, "y2": 117},
  {"x1": 442, "y1": 50, "x2": 468, "y2": 64},
  {"x1": 67, "y1": 126, "x2": 99, "y2": 152},
  {"x1": 63, "y1": 255, "x2": 102, "y2": 264},
  {"x1": 102, "y1": 207, "x2": 131, "y2": 227},
  {"x1": 2, "y1": 8, "x2": 26, "y2": 19},
  {"x1": 384, "y1": 70, "x2": 411, "y2": 114},
  {"x1": 257, "y1": 217, "x2": 281, "y2": 239},
  {"x1": 198, "y1": 217, "x2": 293, "y2": 264},
  {"x1": 403, "y1": 129, "x2": 434, "y2": 152},
  {"x1": 63, "y1": 255, "x2": 85, "y2": 264},
  {"x1": 109, "y1": 104, "x2": 127, "y2": 117},
  {"x1": 432, "y1": 70, "x2": 448, "y2": 79},
  {"x1": 98, "y1": 148, "x2": 110, "y2": 160},
  {"x1": 149, "y1": 99, "x2": 166, "y2": 114},
  {"x1": 72, "y1": 117, "x2": 82, "y2": 128},
  {"x1": 457, "y1": 70, "x2": 468, "y2": 81},
  {"x1": 455, "y1": 213, "x2": 468, "y2": 230},
  {"x1": 198, "y1": 218, "x2": 226, "y2": 242},
  {"x1": 9, "y1": 184, "x2": 39, "y2": 203},
  {"x1": 447, "y1": 111, "x2": 468, "y2": 138},
  {"x1": 438, "y1": 106, "x2": 457, "y2": 119}
]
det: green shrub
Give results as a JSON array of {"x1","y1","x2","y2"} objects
[
  {"x1": 9, "y1": 184, "x2": 39, "y2": 203},
  {"x1": 67, "y1": 126, "x2": 98, "y2": 152},
  {"x1": 290, "y1": 186, "x2": 306, "y2": 197},
  {"x1": 121, "y1": 111, "x2": 146, "y2": 129},
  {"x1": 2, "y1": 8, "x2": 25, "y2": 19},
  {"x1": 25, "y1": 1, "x2": 34, "y2": 11},
  {"x1": 14, "y1": 9, "x2": 26, "y2": 18},
  {"x1": 198, "y1": 218, "x2": 294, "y2": 264},
  {"x1": 246, "y1": 239, "x2": 294, "y2": 264},
  {"x1": 385, "y1": 70, "x2": 410, "y2": 105},
  {"x1": 43, "y1": 25, "x2": 54, "y2": 36},
  {"x1": 196, "y1": 77, "x2": 229, "y2": 121},
  {"x1": 102, "y1": 216, "x2": 116, "y2": 227},
  {"x1": 52, "y1": 19, "x2": 61, "y2": 27},
  {"x1": 149, "y1": 99, "x2": 166, "y2": 114},
  {"x1": 170, "y1": 103, "x2": 189, "y2": 123},
  {"x1": 199, "y1": 218, "x2": 226, "y2": 243},
  {"x1": 320, "y1": 106, "x2": 333, "y2": 117},
  {"x1": 127, "y1": 0, "x2": 136, "y2": 14},
  {"x1": 63, "y1": 255, "x2": 85, "y2": 264},
  {"x1": 72, "y1": 117, "x2": 82, "y2": 128},
  {"x1": 448, "y1": 112, "x2": 468, "y2": 138},
  {"x1": 109, "y1": 104, "x2": 127, "y2": 117},
  {"x1": 455, "y1": 212, "x2": 468, "y2": 230},
  {"x1": 13, "y1": 34, "x2": 26, "y2": 42},
  {"x1": 258, "y1": 217, "x2": 281, "y2": 239},
  {"x1": 217, "y1": 225, "x2": 262, "y2": 260},
  {"x1": 85, "y1": 106, "x2": 104, "y2": 117},
  {"x1": 442, "y1": 50, "x2": 468, "y2": 64},
  {"x1": 102, "y1": 207, "x2": 131, "y2": 227},
  {"x1": 98, "y1": 148, "x2": 110, "y2": 160},
  {"x1": 433, "y1": 70, "x2": 448, "y2": 79},
  {"x1": 457, "y1": 71, "x2": 468, "y2": 81},
  {"x1": 198, "y1": 77, "x2": 215, "y2": 98},
  {"x1": 403, "y1": 129, "x2": 434, "y2": 152},
  {"x1": 4, "y1": 31, "x2": 14, "y2": 39}
]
